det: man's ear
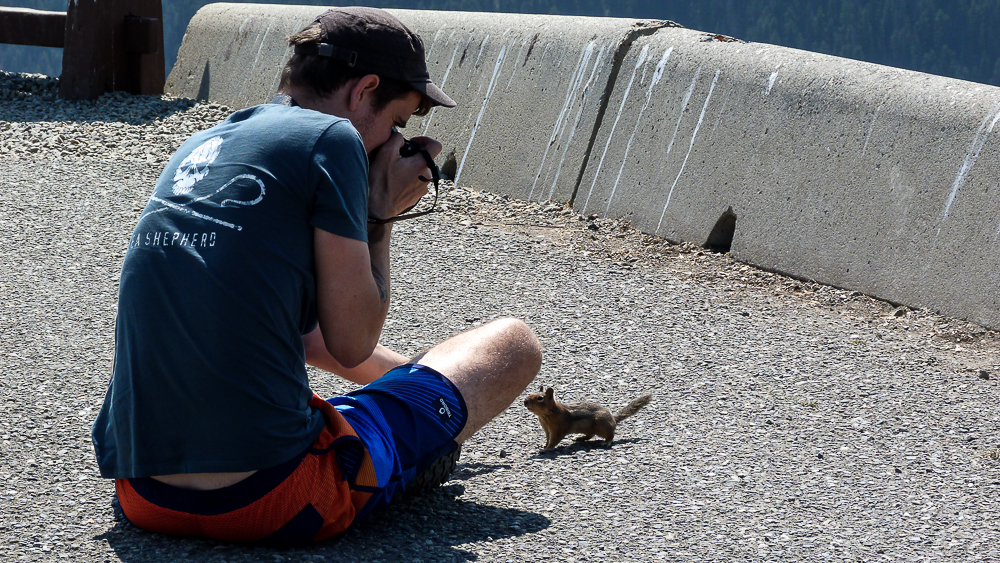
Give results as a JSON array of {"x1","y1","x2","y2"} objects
[{"x1": 347, "y1": 74, "x2": 381, "y2": 112}]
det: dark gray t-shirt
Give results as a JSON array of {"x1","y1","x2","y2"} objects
[{"x1": 93, "y1": 103, "x2": 369, "y2": 479}]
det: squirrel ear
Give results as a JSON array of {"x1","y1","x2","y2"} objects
[
  {"x1": 539, "y1": 385, "x2": 544, "y2": 393},
  {"x1": 545, "y1": 387, "x2": 554, "y2": 400}
]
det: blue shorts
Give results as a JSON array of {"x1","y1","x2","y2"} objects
[{"x1": 326, "y1": 363, "x2": 468, "y2": 519}]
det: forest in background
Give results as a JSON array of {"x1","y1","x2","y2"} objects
[{"x1": 2, "y1": 0, "x2": 999, "y2": 88}]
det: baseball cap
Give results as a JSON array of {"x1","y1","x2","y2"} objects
[{"x1": 294, "y1": 7, "x2": 456, "y2": 108}]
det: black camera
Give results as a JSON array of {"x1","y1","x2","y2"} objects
[
  {"x1": 398, "y1": 139, "x2": 439, "y2": 185},
  {"x1": 400, "y1": 138, "x2": 422, "y2": 158}
]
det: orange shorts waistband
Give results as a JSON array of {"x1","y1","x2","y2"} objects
[{"x1": 115, "y1": 395, "x2": 380, "y2": 544}]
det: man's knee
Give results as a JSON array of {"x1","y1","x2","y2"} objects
[{"x1": 487, "y1": 317, "x2": 543, "y2": 373}]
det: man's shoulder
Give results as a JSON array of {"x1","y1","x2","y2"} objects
[{"x1": 242, "y1": 104, "x2": 357, "y2": 135}]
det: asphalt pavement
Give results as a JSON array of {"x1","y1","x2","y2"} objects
[{"x1": 2, "y1": 79, "x2": 1000, "y2": 562}]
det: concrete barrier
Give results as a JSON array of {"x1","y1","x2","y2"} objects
[
  {"x1": 165, "y1": 3, "x2": 671, "y2": 202},
  {"x1": 574, "y1": 28, "x2": 1000, "y2": 329},
  {"x1": 165, "y1": 4, "x2": 319, "y2": 109},
  {"x1": 166, "y1": 4, "x2": 1000, "y2": 330}
]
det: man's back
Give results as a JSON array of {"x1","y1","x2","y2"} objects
[{"x1": 93, "y1": 104, "x2": 370, "y2": 479}]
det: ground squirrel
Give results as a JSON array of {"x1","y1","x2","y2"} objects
[{"x1": 523, "y1": 386, "x2": 652, "y2": 450}]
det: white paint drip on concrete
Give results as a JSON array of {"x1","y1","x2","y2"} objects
[
  {"x1": 639, "y1": 52, "x2": 651, "y2": 85},
  {"x1": 657, "y1": 69, "x2": 721, "y2": 233},
  {"x1": 539, "y1": 43, "x2": 552, "y2": 66},
  {"x1": 474, "y1": 35, "x2": 491, "y2": 68},
  {"x1": 529, "y1": 41, "x2": 598, "y2": 201},
  {"x1": 506, "y1": 38, "x2": 530, "y2": 91},
  {"x1": 709, "y1": 89, "x2": 731, "y2": 140},
  {"x1": 859, "y1": 100, "x2": 885, "y2": 162},
  {"x1": 470, "y1": 35, "x2": 492, "y2": 91},
  {"x1": 582, "y1": 46, "x2": 650, "y2": 212},
  {"x1": 422, "y1": 44, "x2": 461, "y2": 136},
  {"x1": 605, "y1": 47, "x2": 674, "y2": 214},
  {"x1": 270, "y1": 65, "x2": 284, "y2": 95},
  {"x1": 764, "y1": 68, "x2": 780, "y2": 97},
  {"x1": 251, "y1": 27, "x2": 269, "y2": 74},
  {"x1": 454, "y1": 44, "x2": 508, "y2": 188},
  {"x1": 665, "y1": 68, "x2": 701, "y2": 157},
  {"x1": 942, "y1": 104, "x2": 1000, "y2": 221},
  {"x1": 501, "y1": 28, "x2": 514, "y2": 45},
  {"x1": 546, "y1": 44, "x2": 608, "y2": 202},
  {"x1": 425, "y1": 28, "x2": 446, "y2": 59}
]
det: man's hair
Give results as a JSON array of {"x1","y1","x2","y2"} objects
[{"x1": 280, "y1": 24, "x2": 432, "y2": 116}]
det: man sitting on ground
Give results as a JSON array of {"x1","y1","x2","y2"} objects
[{"x1": 92, "y1": 7, "x2": 542, "y2": 544}]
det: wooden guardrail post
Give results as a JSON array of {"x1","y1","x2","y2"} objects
[
  {"x1": 0, "y1": 1, "x2": 164, "y2": 99},
  {"x1": 61, "y1": 0, "x2": 164, "y2": 99}
]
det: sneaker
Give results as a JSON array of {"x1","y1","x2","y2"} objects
[{"x1": 396, "y1": 445, "x2": 461, "y2": 501}]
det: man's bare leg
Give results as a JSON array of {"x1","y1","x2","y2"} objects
[{"x1": 413, "y1": 317, "x2": 542, "y2": 443}]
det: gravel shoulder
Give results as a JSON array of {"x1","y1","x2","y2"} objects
[{"x1": 2, "y1": 73, "x2": 999, "y2": 562}]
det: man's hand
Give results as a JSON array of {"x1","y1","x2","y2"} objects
[{"x1": 367, "y1": 131, "x2": 443, "y2": 221}]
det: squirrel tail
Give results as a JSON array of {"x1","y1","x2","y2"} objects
[{"x1": 614, "y1": 393, "x2": 652, "y2": 423}]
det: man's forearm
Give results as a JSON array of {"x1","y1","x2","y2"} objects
[
  {"x1": 304, "y1": 221, "x2": 402, "y2": 384},
  {"x1": 312, "y1": 225, "x2": 393, "y2": 368},
  {"x1": 367, "y1": 222, "x2": 392, "y2": 310}
]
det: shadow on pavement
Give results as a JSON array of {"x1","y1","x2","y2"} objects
[
  {"x1": 526, "y1": 436, "x2": 647, "y2": 458},
  {"x1": 450, "y1": 461, "x2": 513, "y2": 481},
  {"x1": 95, "y1": 485, "x2": 549, "y2": 563}
]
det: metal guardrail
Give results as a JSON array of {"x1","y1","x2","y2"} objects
[{"x1": 0, "y1": 1, "x2": 164, "y2": 99}]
